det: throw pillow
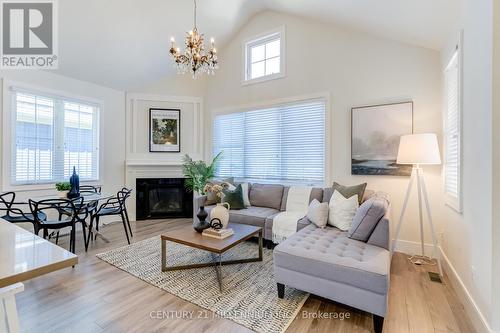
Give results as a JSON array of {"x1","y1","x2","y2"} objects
[
  {"x1": 332, "y1": 182, "x2": 367, "y2": 204},
  {"x1": 239, "y1": 182, "x2": 251, "y2": 207},
  {"x1": 306, "y1": 199, "x2": 329, "y2": 228},
  {"x1": 221, "y1": 184, "x2": 245, "y2": 210},
  {"x1": 348, "y1": 195, "x2": 389, "y2": 242},
  {"x1": 205, "y1": 177, "x2": 234, "y2": 205},
  {"x1": 328, "y1": 190, "x2": 359, "y2": 231}
]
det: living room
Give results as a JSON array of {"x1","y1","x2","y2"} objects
[{"x1": 0, "y1": 0, "x2": 499, "y2": 332}]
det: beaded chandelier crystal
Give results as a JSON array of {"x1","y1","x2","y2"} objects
[{"x1": 169, "y1": 0, "x2": 218, "y2": 78}]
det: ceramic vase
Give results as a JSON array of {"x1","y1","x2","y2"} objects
[
  {"x1": 193, "y1": 206, "x2": 210, "y2": 233},
  {"x1": 209, "y1": 202, "x2": 230, "y2": 229}
]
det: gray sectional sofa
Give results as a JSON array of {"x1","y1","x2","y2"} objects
[{"x1": 194, "y1": 182, "x2": 390, "y2": 333}]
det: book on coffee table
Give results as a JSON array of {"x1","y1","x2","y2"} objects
[{"x1": 202, "y1": 228, "x2": 234, "y2": 239}]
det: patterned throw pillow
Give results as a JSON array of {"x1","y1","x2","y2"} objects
[{"x1": 221, "y1": 184, "x2": 245, "y2": 210}]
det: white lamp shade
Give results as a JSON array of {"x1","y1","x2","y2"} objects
[{"x1": 396, "y1": 133, "x2": 441, "y2": 165}]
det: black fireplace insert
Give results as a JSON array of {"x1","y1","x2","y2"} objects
[{"x1": 136, "y1": 178, "x2": 193, "y2": 220}]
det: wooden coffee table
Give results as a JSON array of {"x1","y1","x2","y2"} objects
[{"x1": 161, "y1": 223, "x2": 263, "y2": 292}]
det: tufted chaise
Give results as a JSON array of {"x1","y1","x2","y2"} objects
[{"x1": 273, "y1": 218, "x2": 390, "y2": 333}]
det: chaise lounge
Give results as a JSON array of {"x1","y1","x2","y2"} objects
[{"x1": 195, "y1": 183, "x2": 391, "y2": 333}]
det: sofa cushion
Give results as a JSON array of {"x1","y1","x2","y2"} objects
[
  {"x1": 228, "y1": 206, "x2": 279, "y2": 228},
  {"x1": 348, "y1": 196, "x2": 389, "y2": 242},
  {"x1": 249, "y1": 183, "x2": 284, "y2": 210},
  {"x1": 273, "y1": 224, "x2": 390, "y2": 294},
  {"x1": 323, "y1": 183, "x2": 368, "y2": 205},
  {"x1": 281, "y1": 187, "x2": 323, "y2": 211}
]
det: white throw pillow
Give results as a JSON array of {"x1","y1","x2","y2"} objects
[
  {"x1": 307, "y1": 199, "x2": 329, "y2": 228},
  {"x1": 328, "y1": 190, "x2": 359, "y2": 231},
  {"x1": 240, "y1": 182, "x2": 251, "y2": 207}
]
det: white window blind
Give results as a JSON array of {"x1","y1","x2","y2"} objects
[
  {"x1": 213, "y1": 100, "x2": 325, "y2": 185},
  {"x1": 444, "y1": 50, "x2": 461, "y2": 210},
  {"x1": 12, "y1": 90, "x2": 100, "y2": 185}
]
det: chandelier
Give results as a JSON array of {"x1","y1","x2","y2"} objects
[{"x1": 169, "y1": 0, "x2": 218, "y2": 78}]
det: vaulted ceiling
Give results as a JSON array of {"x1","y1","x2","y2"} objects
[{"x1": 55, "y1": 0, "x2": 461, "y2": 91}]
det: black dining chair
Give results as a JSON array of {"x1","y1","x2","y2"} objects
[
  {"x1": 29, "y1": 197, "x2": 87, "y2": 254},
  {"x1": 0, "y1": 191, "x2": 46, "y2": 226},
  {"x1": 58, "y1": 185, "x2": 102, "y2": 220},
  {"x1": 87, "y1": 188, "x2": 133, "y2": 248}
]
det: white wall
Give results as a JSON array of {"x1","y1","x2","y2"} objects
[
  {"x1": 205, "y1": 10, "x2": 445, "y2": 252},
  {"x1": 0, "y1": 70, "x2": 126, "y2": 223},
  {"x1": 439, "y1": 1, "x2": 495, "y2": 332}
]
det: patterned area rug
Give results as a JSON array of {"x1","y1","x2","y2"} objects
[{"x1": 96, "y1": 236, "x2": 308, "y2": 333}]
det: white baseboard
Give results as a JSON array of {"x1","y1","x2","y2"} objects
[
  {"x1": 393, "y1": 239, "x2": 439, "y2": 257},
  {"x1": 439, "y1": 248, "x2": 493, "y2": 333},
  {"x1": 393, "y1": 239, "x2": 493, "y2": 333}
]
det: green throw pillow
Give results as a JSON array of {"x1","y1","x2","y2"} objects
[
  {"x1": 221, "y1": 184, "x2": 245, "y2": 210},
  {"x1": 332, "y1": 182, "x2": 367, "y2": 204}
]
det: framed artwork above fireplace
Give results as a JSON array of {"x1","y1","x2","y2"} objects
[{"x1": 149, "y1": 108, "x2": 181, "y2": 152}]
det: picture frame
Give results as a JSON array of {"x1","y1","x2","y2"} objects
[
  {"x1": 149, "y1": 108, "x2": 181, "y2": 153},
  {"x1": 351, "y1": 101, "x2": 413, "y2": 176}
]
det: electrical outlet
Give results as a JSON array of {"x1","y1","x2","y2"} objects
[
  {"x1": 471, "y1": 265, "x2": 477, "y2": 281},
  {"x1": 439, "y1": 232, "x2": 444, "y2": 245}
]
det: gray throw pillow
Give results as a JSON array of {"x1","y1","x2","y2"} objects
[
  {"x1": 348, "y1": 196, "x2": 389, "y2": 242},
  {"x1": 306, "y1": 199, "x2": 329, "y2": 228},
  {"x1": 323, "y1": 182, "x2": 367, "y2": 205}
]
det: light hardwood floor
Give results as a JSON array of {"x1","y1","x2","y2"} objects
[{"x1": 17, "y1": 218, "x2": 475, "y2": 333}]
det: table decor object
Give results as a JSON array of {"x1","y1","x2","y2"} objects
[
  {"x1": 67, "y1": 167, "x2": 80, "y2": 199},
  {"x1": 55, "y1": 182, "x2": 71, "y2": 198}
]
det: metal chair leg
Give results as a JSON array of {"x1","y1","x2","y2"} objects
[
  {"x1": 120, "y1": 212, "x2": 130, "y2": 244},
  {"x1": 81, "y1": 221, "x2": 88, "y2": 252},
  {"x1": 124, "y1": 208, "x2": 133, "y2": 237},
  {"x1": 55, "y1": 231, "x2": 60, "y2": 245},
  {"x1": 86, "y1": 215, "x2": 94, "y2": 249},
  {"x1": 94, "y1": 216, "x2": 100, "y2": 240}
]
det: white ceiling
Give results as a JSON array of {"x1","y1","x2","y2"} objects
[{"x1": 55, "y1": 0, "x2": 461, "y2": 91}]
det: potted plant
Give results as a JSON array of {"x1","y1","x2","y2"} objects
[
  {"x1": 55, "y1": 182, "x2": 71, "y2": 198},
  {"x1": 182, "y1": 152, "x2": 223, "y2": 194}
]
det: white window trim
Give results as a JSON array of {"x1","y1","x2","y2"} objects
[
  {"x1": 241, "y1": 26, "x2": 286, "y2": 86},
  {"x1": 1, "y1": 79, "x2": 104, "y2": 192},
  {"x1": 209, "y1": 91, "x2": 332, "y2": 186},
  {"x1": 443, "y1": 32, "x2": 463, "y2": 213}
]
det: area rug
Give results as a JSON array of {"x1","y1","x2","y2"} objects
[{"x1": 96, "y1": 236, "x2": 308, "y2": 333}]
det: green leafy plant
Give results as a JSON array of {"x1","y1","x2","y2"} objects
[
  {"x1": 182, "y1": 152, "x2": 223, "y2": 194},
  {"x1": 55, "y1": 182, "x2": 71, "y2": 191}
]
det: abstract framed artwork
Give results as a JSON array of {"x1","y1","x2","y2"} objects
[
  {"x1": 149, "y1": 108, "x2": 181, "y2": 152},
  {"x1": 351, "y1": 102, "x2": 413, "y2": 176}
]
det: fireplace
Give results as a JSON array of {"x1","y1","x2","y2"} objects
[{"x1": 136, "y1": 178, "x2": 193, "y2": 220}]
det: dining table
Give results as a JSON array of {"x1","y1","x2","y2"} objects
[
  {"x1": 21, "y1": 192, "x2": 116, "y2": 243},
  {"x1": 0, "y1": 218, "x2": 78, "y2": 332}
]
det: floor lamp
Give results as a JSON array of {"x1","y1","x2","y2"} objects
[{"x1": 391, "y1": 133, "x2": 443, "y2": 276}]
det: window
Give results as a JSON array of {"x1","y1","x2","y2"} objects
[
  {"x1": 444, "y1": 49, "x2": 462, "y2": 212},
  {"x1": 213, "y1": 100, "x2": 325, "y2": 185},
  {"x1": 12, "y1": 90, "x2": 100, "y2": 185},
  {"x1": 244, "y1": 27, "x2": 285, "y2": 84}
]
